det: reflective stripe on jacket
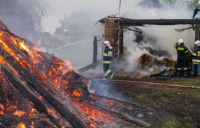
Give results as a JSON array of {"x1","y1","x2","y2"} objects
[
  {"x1": 103, "y1": 46, "x2": 112, "y2": 64},
  {"x1": 192, "y1": 46, "x2": 200, "y2": 63},
  {"x1": 174, "y1": 43, "x2": 188, "y2": 56}
]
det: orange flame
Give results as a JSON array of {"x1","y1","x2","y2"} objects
[
  {"x1": 90, "y1": 123, "x2": 97, "y2": 128},
  {"x1": 17, "y1": 122, "x2": 26, "y2": 128},
  {"x1": 72, "y1": 89, "x2": 83, "y2": 97},
  {"x1": 17, "y1": 41, "x2": 30, "y2": 52},
  {"x1": 0, "y1": 103, "x2": 4, "y2": 115},
  {"x1": 29, "y1": 122, "x2": 35, "y2": 128},
  {"x1": 13, "y1": 110, "x2": 26, "y2": 117},
  {"x1": 31, "y1": 108, "x2": 38, "y2": 113}
]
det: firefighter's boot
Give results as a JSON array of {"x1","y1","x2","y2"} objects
[
  {"x1": 183, "y1": 71, "x2": 189, "y2": 78},
  {"x1": 176, "y1": 71, "x2": 181, "y2": 77}
]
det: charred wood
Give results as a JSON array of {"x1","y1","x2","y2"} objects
[
  {"x1": 0, "y1": 47, "x2": 87, "y2": 128},
  {"x1": 1, "y1": 65, "x2": 65, "y2": 128},
  {"x1": 0, "y1": 28, "x2": 88, "y2": 126},
  {"x1": 115, "y1": 18, "x2": 200, "y2": 26},
  {"x1": 71, "y1": 98, "x2": 151, "y2": 128}
]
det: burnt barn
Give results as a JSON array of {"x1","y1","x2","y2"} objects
[{"x1": 101, "y1": 17, "x2": 200, "y2": 77}]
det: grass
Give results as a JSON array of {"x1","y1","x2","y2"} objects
[
  {"x1": 162, "y1": 118, "x2": 197, "y2": 128},
  {"x1": 108, "y1": 77, "x2": 200, "y2": 128},
  {"x1": 150, "y1": 77, "x2": 200, "y2": 86},
  {"x1": 162, "y1": 118, "x2": 180, "y2": 128}
]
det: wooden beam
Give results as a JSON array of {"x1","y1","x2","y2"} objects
[
  {"x1": 0, "y1": 46, "x2": 87, "y2": 128},
  {"x1": 114, "y1": 18, "x2": 200, "y2": 26},
  {"x1": 71, "y1": 98, "x2": 151, "y2": 128},
  {"x1": 1, "y1": 65, "x2": 65, "y2": 128},
  {"x1": 0, "y1": 28, "x2": 88, "y2": 127}
]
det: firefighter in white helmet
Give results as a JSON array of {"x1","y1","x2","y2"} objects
[
  {"x1": 174, "y1": 39, "x2": 189, "y2": 77},
  {"x1": 102, "y1": 40, "x2": 113, "y2": 79},
  {"x1": 192, "y1": 40, "x2": 200, "y2": 76}
]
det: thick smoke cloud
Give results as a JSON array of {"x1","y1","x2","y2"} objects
[
  {"x1": 0, "y1": 0, "x2": 48, "y2": 41},
  {"x1": 0, "y1": 0, "x2": 196, "y2": 72},
  {"x1": 44, "y1": 1, "x2": 195, "y2": 72}
]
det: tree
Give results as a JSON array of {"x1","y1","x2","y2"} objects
[
  {"x1": 159, "y1": 0, "x2": 200, "y2": 9},
  {"x1": 0, "y1": 0, "x2": 48, "y2": 41},
  {"x1": 138, "y1": 0, "x2": 162, "y2": 8},
  {"x1": 138, "y1": 0, "x2": 200, "y2": 9},
  {"x1": 58, "y1": 9, "x2": 103, "y2": 42}
]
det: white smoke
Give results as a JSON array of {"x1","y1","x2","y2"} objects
[
  {"x1": 119, "y1": 5, "x2": 195, "y2": 72},
  {"x1": 41, "y1": 1, "x2": 195, "y2": 72},
  {"x1": 41, "y1": 0, "x2": 141, "y2": 70}
]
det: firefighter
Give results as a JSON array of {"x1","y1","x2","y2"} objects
[
  {"x1": 192, "y1": 40, "x2": 200, "y2": 76},
  {"x1": 174, "y1": 39, "x2": 189, "y2": 77},
  {"x1": 102, "y1": 41, "x2": 113, "y2": 79}
]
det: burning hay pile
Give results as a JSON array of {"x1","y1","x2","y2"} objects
[
  {"x1": 113, "y1": 46, "x2": 176, "y2": 80},
  {"x1": 0, "y1": 20, "x2": 152, "y2": 128}
]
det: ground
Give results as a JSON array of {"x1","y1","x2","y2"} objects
[{"x1": 89, "y1": 75, "x2": 200, "y2": 128}]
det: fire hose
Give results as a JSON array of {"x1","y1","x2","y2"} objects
[
  {"x1": 185, "y1": 45, "x2": 196, "y2": 56},
  {"x1": 92, "y1": 79, "x2": 200, "y2": 89}
]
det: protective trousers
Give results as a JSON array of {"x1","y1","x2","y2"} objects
[
  {"x1": 177, "y1": 56, "x2": 187, "y2": 70},
  {"x1": 103, "y1": 64, "x2": 112, "y2": 78},
  {"x1": 177, "y1": 56, "x2": 187, "y2": 76}
]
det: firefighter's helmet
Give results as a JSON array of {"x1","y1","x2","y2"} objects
[
  {"x1": 178, "y1": 39, "x2": 184, "y2": 45},
  {"x1": 104, "y1": 41, "x2": 110, "y2": 45},
  {"x1": 195, "y1": 40, "x2": 200, "y2": 47},
  {"x1": 104, "y1": 40, "x2": 112, "y2": 49}
]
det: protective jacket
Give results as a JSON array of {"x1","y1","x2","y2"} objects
[
  {"x1": 174, "y1": 43, "x2": 188, "y2": 72},
  {"x1": 103, "y1": 46, "x2": 112, "y2": 64},
  {"x1": 192, "y1": 46, "x2": 200, "y2": 63},
  {"x1": 174, "y1": 43, "x2": 188, "y2": 56}
]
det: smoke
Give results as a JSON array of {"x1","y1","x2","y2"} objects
[
  {"x1": 42, "y1": 1, "x2": 195, "y2": 72},
  {"x1": 0, "y1": 0, "x2": 195, "y2": 71},
  {"x1": 119, "y1": 5, "x2": 195, "y2": 72},
  {"x1": 0, "y1": 0, "x2": 49, "y2": 42},
  {"x1": 41, "y1": 0, "x2": 141, "y2": 70}
]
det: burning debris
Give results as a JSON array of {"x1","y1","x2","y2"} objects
[
  {"x1": 0, "y1": 20, "x2": 153, "y2": 128},
  {"x1": 112, "y1": 45, "x2": 176, "y2": 80}
]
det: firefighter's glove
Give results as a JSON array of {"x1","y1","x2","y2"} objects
[{"x1": 193, "y1": 53, "x2": 197, "y2": 56}]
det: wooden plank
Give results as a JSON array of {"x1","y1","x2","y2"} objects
[
  {"x1": 1, "y1": 65, "x2": 66, "y2": 128},
  {"x1": 114, "y1": 18, "x2": 200, "y2": 26},
  {"x1": 0, "y1": 45, "x2": 87, "y2": 128},
  {"x1": 71, "y1": 98, "x2": 151, "y2": 128}
]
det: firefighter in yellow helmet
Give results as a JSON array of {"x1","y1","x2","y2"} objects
[{"x1": 102, "y1": 41, "x2": 113, "y2": 79}]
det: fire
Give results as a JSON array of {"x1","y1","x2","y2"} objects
[
  {"x1": 0, "y1": 39, "x2": 19, "y2": 61},
  {"x1": 73, "y1": 100, "x2": 115, "y2": 125},
  {"x1": 0, "y1": 21, "x2": 124, "y2": 127},
  {"x1": 89, "y1": 123, "x2": 97, "y2": 128},
  {"x1": 72, "y1": 88, "x2": 83, "y2": 97},
  {"x1": 0, "y1": 56, "x2": 4, "y2": 63},
  {"x1": 31, "y1": 108, "x2": 38, "y2": 113},
  {"x1": 17, "y1": 122, "x2": 26, "y2": 128},
  {"x1": 13, "y1": 110, "x2": 26, "y2": 117},
  {"x1": 0, "y1": 31, "x2": 3, "y2": 36},
  {"x1": 17, "y1": 41, "x2": 30, "y2": 52},
  {"x1": 0, "y1": 103, "x2": 4, "y2": 115},
  {"x1": 10, "y1": 36, "x2": 30, "y2": 52},
  {"x1": 29, "y1": 122, "x2": 35, "y2": 128}
]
